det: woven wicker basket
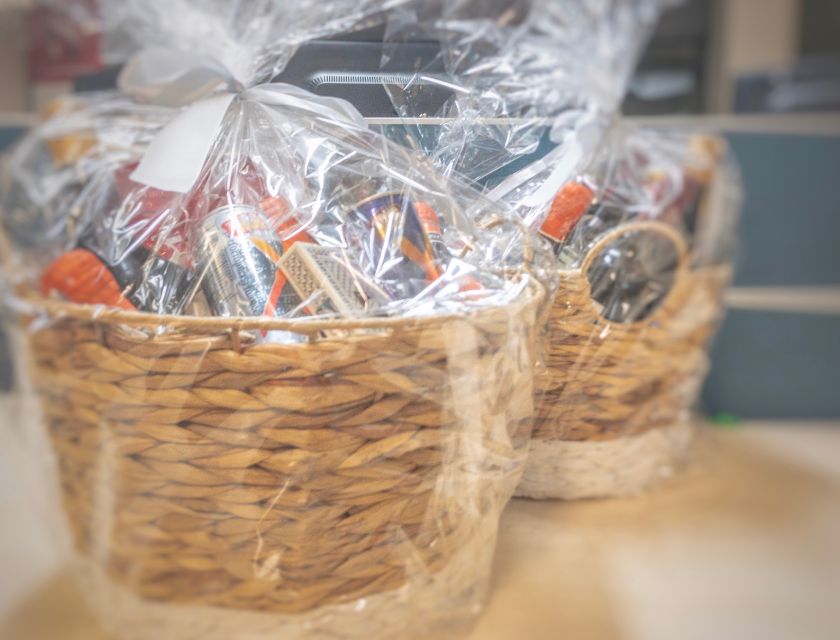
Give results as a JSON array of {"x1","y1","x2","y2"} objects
[
  {"x1": 519, "y1": 219, "x2": 731, "y2": 500},
  {"x1": 17, "y1": 278, "x2": 543, "y2": 618}
]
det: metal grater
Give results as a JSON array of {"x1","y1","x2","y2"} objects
[
  {"x1": 278, "y1": 243, "x2": 382, "y2": 316},
  {"x1": 307, "y1": 72, "x2": 443, "y2": 90}
]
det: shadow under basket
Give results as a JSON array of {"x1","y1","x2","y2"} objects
[
  {"x1": 20, "y1": 281, "x2": 542, "y2": 634},
  {"x1": 519, "y1": 221, "x2": 731, "y2": 501}
]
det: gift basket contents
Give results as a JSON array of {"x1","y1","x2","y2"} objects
[
  {"x1": 21, "y1": 90, "x2": 536, "y2": 321},
  {"x1": 0, "y1": 2, "x2": 547, "y2": 639}
]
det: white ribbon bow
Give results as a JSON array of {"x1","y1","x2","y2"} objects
[{"x1": 121, "y1": 48, "x2": 369, "y2": 194}]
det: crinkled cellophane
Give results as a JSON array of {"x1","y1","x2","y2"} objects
[{"x1": 20, "y1": 280, "x2": 542, "y2": 638}]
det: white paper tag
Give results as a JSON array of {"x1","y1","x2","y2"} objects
[{"x1": 130, "y1": 93, "x2": 236, "y2": 194}]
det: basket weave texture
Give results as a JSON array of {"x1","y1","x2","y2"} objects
[
  {"x1": 534, "y1": 262, "x2": 730, "y2": 443},
  {"x1": 24, "y1": 283, "x2": 542, "y2": 614}
]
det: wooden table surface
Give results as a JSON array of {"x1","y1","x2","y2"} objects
[{"x1": 1, "y1": 422, "x2": 839, "y2": 640}]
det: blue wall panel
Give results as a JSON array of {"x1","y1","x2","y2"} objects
[
  {"x1": 0, "y1": 129, "x2": 25, "y2": 154},
  {"x1": 727, "y1": 133, "x2": 840, "y2": 286},
  {"x1": 703, "y1": 310, "x2": 840, "y2": 419},
  {"x1": 701, "y1": 133, "x2": 840, "y2": 419},
  {"x1": 0, "y1": 128, "x2": 25, "y2": 391}
]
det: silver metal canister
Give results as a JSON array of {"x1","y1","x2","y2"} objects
[{"x1": 195, "y1": 204, "x2": 304, "y2": 325}]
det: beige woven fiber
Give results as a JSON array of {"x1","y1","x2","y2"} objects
[
  {"x1": 534, "y1": 260, "x2": 731, "y2": 443},
  {"x1": 22, "y1": 281, "x2": 543, "y2": 614},
  {"x1": 523, "y1": 221, "x2": 730, "y2": 501},
  {"x1": 517, "y1": 421, "x2": 696, "y2": 500}
]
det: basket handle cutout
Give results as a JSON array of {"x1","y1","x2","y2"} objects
[{"x1": 578, "y1": 220, "x2": 690, "y2": 328}]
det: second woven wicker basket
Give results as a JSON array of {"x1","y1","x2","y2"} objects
[{"x1": 519, "y1": 218, "x2": 731, "y2": 500}]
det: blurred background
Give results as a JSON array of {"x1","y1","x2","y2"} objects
[{"x1": 0, "y1": 1, "x2": 837, "y2": 638}]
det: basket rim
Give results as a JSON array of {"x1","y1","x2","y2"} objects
[
  {"x1": 14, "y1": 278, "x2": 545, "y2": 335},
  {"x1": 554, "y1": 255, "x2": 732, "y2": 332}
]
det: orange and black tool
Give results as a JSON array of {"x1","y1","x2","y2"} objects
[{"x1": 41, "y1": 249, "x2": 137, "y2": 310}]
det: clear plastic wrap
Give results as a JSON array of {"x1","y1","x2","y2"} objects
[
  {"x1": 100, "y1": 0, "x2": 414, "y2": 89},
  {"x1": 377, "y1": 0, "x2": 743, "y2": 500},
  {"x1": 0, "y1": 93, "x2": 176, "y2": 266},
  {"x1": 8, "y1": 87, "x2": 539, "y2": 320},
  {"x1": 0, "y1": 2, "x2": 548, "y2": 638},
  {"x1": 517, "y1": 120, "x2": 742, "y2": 500},
  {"x1": 381, "y1": 0, "x2": 675, "y2": 189}
]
